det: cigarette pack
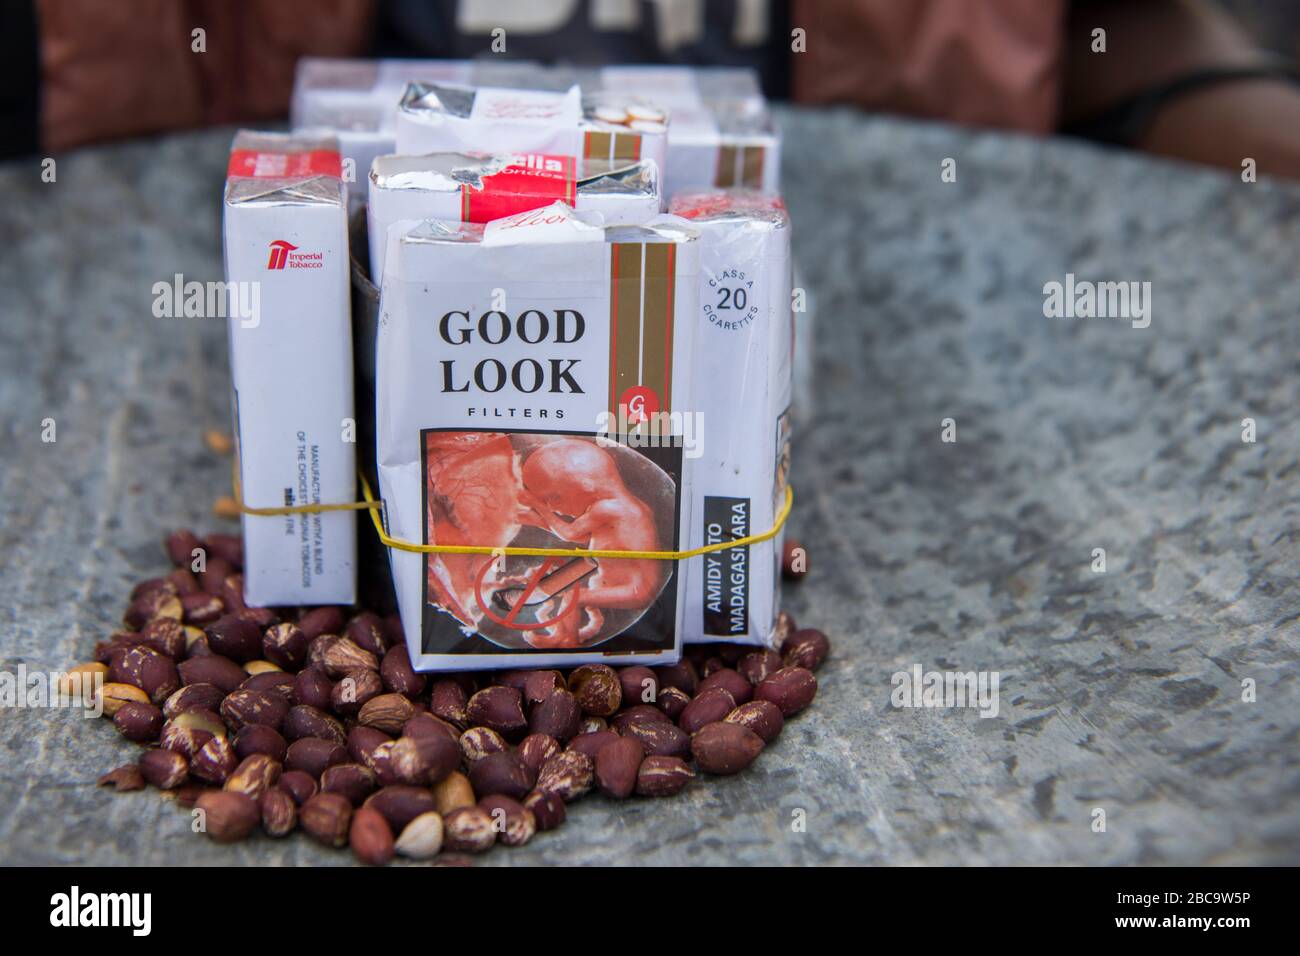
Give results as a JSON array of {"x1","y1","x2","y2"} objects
[
  {"x1": 376, "y1": 203, "x2": 700, "y2": 671},
  {"x1": 290, "y1": 58, "x2": 474, "y2": 198},
  {"x1": 395, "y1": 82, "x2": 668, "y2": 197},
  {"x1": 670, "y1": 190, "x2": 793, "y2": 647},
  {"x1": 603, "y1": 65, "x2": 766, "y2": 101},
  {"x1": 366, "y1": 152, "x2": 660, "y2": 279},
  {"x1": 599, "y1": 66, "x2": 780, "y2": 196},
  {"x1": 222, "y1": 131, "x2": 357, "y2": 607}
]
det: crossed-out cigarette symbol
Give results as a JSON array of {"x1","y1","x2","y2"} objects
[{"x1": 474, "y1": 555, "x2": 598, "y2": 631}]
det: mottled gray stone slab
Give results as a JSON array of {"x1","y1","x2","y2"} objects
[{"x1": 0, "y1": 109, "x2": 1297, "y2": 866}]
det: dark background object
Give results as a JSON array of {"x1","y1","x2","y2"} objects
[
  {"x1": 0, "y1": 1, "x2": 39, "y2": 158},
  {"x1": 373, "y1": 0, "x2": 791, "y2": 97}
]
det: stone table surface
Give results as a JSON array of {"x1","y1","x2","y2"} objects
[{"x1": 1, "y1": 108, "x2": 1297, "y2": 866}]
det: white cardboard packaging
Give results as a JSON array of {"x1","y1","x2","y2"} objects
[
  {"x1": 395, "y1": 82, "x2": 669, "y2": 200},
  {"x1": 290, "y1": 58, "x2": 474, "y2": 200},
  {"x1": 366, "y1": 152, "x2": 660, "y2": 280},
  {"x1": 222, "y1": 131, "x2": 357, "y2": 607},
  {"x1": 290, "y1": 60, "x2": 576, "y2": 168},
  {"x1": 599, "y1": 66, "x2": 780, "y2": 197},
  {"x1": 291, "y1": 58, "x2": 776, "y2": 202},
  {"x1": 376, "y1": 204, "x2": 699, "y2": 671},
  {"x1": 670, "y1": 190, "x2": 793, "y2": 647}
]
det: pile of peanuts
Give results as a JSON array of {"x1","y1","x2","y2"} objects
[{"x1": 84, "y1": 530, "x2": 828, "y2": 864}]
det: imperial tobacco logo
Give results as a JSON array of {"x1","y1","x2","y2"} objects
[
  {"x1": 267, "y1": 239, "x2": 298, "y2": 270},
  {"x1": 49, "y1": 886, "x2": 151, "y2": 936}
]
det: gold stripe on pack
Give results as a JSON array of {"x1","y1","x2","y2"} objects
[
  {"x1": 715, "y1": 144, "x2": 737, "y2": 186},
  {"x1": 610, "y1": 242, "x2": 643, "y2": 422},
  {"x1": 742, "y1": 146, "x2": 765, "y2": 188},
  {"x1": 614, "y1": 133, "x2": 641, "y2": 160},
  {"x1": 585, "y1": 131, "x2": 612, "y2": 160},
  {"x1": 640, "y1": 242, "x2": 673, "y2": 435}
]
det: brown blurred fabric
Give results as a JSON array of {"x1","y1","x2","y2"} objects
[
  {"x1": 33, "y1": 0, "x2": 1299, "y2": 179},
  {"x1": 791, "y1": 0, "x2": 1068, "y2": 134},
  {"x1": 37, "y1": 0, "x2": 374, "y2": 152}
]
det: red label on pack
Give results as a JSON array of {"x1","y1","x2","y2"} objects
[
  {"x1": 227, "y1": 149, "x2": 342, "y2": 180},
  {"x1": 669, "y1": 191, "x2": 786, "y2": 220},
  {"x1": 461, "y1": 154, "x2": 577, "y2": 223}
]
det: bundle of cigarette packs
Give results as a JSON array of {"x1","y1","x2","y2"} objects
[
  {"x1": 219, "y1": 58, "x2": 796, "y2": 671},
  {"x1": 292, "y1": 57, "x2": 780, "y2": 198}
]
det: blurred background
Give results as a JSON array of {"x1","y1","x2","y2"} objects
[{"x1": 1, "y1": 0, "x2": 1298, "y2": 175}]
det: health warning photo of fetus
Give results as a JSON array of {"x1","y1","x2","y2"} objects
[{"x1": 420, "y1": 429, "x2": 683, "y2": 657}]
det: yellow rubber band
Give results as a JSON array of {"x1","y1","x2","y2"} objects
[
  {"x1": 359, "y1": 473, "x2": 793, "y2": 560},
  {"x1": 231, "y1": 465, "x2": 381, "y2": 516},
  {"x1": 232, "y1": 462, "x2": 793, "y2": 561}
]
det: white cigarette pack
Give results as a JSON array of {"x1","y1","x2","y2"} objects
[
  {"x1": 395, "y1": 82, "x2": 669, "y2": 198},
  {"x1": 599, "y1": 66, "x2": 780, "y2": 196},
  {"x1": 290, "y1": 58, "x2": 474, "y2": 194},
  {"x1": 290, "y1": 59, "x2": 576, "y2": 156},
  {"x1": 670, "y1": 191, "x2": 793, "y2": 647},
  {"x1": 376, "y1": 204, "x2": 700, "y2": 671},
  {"x1": 222, "y1": 131, "x2": 357, "y2": 607},
  {"x1": 366, "y1": 152, "x2": 660, "y2": 279}
]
